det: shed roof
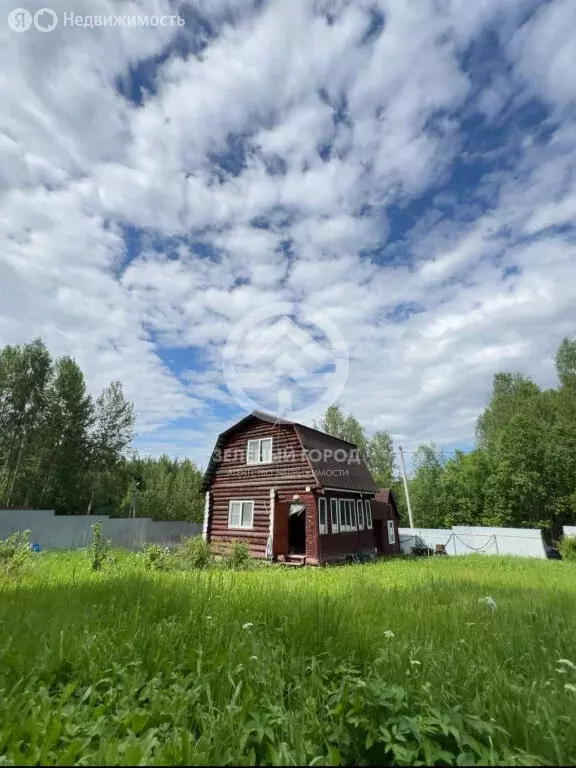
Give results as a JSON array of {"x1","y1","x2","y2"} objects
[
  {"x1": 202, "y1": 410, "x2": 377, "y2": 493},
  {"x1": 371, "y1": 489, "x2": 399, "y2": 520}
]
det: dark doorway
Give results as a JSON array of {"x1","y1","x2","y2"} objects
[
  {"x1": 373, "y1": 519, "x2": 385, "y2": 554},
  {"x1": 288, "y1": 507, "x2": 306, "y2": 554}
]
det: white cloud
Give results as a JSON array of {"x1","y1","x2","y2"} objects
[{"x1": 1, "y1": 0, "x2": 576, "y2": 465}]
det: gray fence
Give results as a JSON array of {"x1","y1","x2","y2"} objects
[
  {"x1": 399, "y1": 525, "x2": 547, "y2": 559},
  {"x1": 0, "y1": 509, "x2": 201, "y2": 551}
]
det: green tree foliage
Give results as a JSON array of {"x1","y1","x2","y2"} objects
[
  {"x1": 409, "y1": 444, "x2": 446, "y2": 528},
  {"x1": 0, "y1": 339, "x2": 204, "y2": 521}
]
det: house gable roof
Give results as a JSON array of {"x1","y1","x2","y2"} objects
[{"x1": 201, "y1": 410, "x2": 377, "y2": 494}]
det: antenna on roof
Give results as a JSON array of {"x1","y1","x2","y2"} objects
[{"x1": 272, "y1": 407, "x2": 289, "y2": 428}]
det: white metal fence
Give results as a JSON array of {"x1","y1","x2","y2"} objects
[
  {"x1": 399, "y1": 526, "x2": 547, "y2": 559},
  {"x1": 0, "y1": 509, "x2": 201, "y2": 551}
]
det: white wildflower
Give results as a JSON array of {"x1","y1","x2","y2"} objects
[
  {"x1": 242, "y1": 622, "x2": 254, "y2": 630},
  {"x1": 250, "y1": 655, "x2": 258, "y2": 661},
  {"x1": 479, "y1": 596, "x2": 497, "y2": 612},
  {"x1": 558, "y1": 659, "x2": 575, "y2": 668},
  {"x1": 205, "y1": 616, "x2": 212, "y2": 621},
  {"x1": 410, "y1": 660, "x2": 421, "y2": 666},
  {"x1": 383, "y1": 630, "x2": 395, "y2": 639},
  {"x1": 565, "y1": 683, "x2": 576, "y2": 694}
]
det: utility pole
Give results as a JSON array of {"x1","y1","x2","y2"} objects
[{"x1": 398, "y1": 446, "x2": 414, "y2": 529}]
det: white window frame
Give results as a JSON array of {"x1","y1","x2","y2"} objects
[
  {"x1": 387, "y1": 519, "x2": 396, "y2": 544},
  {"x1": 228, "y1": 499, "x2": 254, "y2": 529},
  {"x1": 246, "y1": 437, "x2": 273, "y2": 465},
  {"x1": 318, "y1": 497, "x2": 328, "y2": 535},
  {"x1": 357, "y1": 500, "x2": 364, "y2": 530},
  {"x1": 350, "y1": 499, "x2": 357, "y2": 531},
  {"x1": 365, "y1": 499, "x2": 373, "y2": 530},
  {"x1": 330, "y1": 498, "x2": 339, "y2": 533},
  {"x1": 344, "y1": 500, "x2": 351, "y2": 531},
  {"x1": 339, "y1": 499, "x2": 347, "y2": 532}
]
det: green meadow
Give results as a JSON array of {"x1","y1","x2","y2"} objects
[{"x1": 1, "y1": 553, "x2": 575, "y2": 765}]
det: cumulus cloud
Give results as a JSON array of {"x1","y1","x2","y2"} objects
[{"x1": 1, "y1": 0, "x2": 575, "y2": 465}]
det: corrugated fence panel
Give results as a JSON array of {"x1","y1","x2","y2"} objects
[
  {"x1": 0, "y1": 509, "x2": 201, "y2": 550},
  {"x1": 399, "y1": 526, "x2": 547, "y2": 559},
  {"x1": 399, "y1": 528, "x2": 452, "y2": 554},
  {"x1": 564, "y1": 526, "x2": 576, "y2": 537}
]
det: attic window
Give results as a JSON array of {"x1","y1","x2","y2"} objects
[{"x1": 246, "y1": 438, "x2": 273, "y2": 465}]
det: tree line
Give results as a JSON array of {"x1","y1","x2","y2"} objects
[
  {"x1": 3, "y1": 336, "x2": 575, "y2": 534},
  {"x1": 319, "y1": 338, "x2": 576, "y2": 539},
  {"x1": 0, "y1": 339, "x2": 204, "y2": 521}
]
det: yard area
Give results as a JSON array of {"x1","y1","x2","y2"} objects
[{"x1": 1, "y1": 553, "x2": 576, "y2": 765}]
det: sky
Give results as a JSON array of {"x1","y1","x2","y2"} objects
[{"x1": 1, "y1": 0, "x2": 575, "y2": 469}]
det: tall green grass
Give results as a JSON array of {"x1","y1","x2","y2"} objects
[{"x1": 1, "y1": 553, "x2": 575, "y2": 765}]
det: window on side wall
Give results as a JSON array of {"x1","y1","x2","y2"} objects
[
  {"x1": 387, "y1": 519, "x2": 396, "y2": 544},
  {"x1": 357, "y1": 500, "x2": 364, "y2": 530},
  {"x1": 318, "y1": 497, "x2": 328, "y2": 535},
  {"x1": 365, "y1": 499, "x2": 373, "y2": 529},
  {"x1": 350, "y1": 499, "x2": 357, "y2": 530},
  {"x1": 330, "y1": 498, "x2": 339, "y2": 533},
  {"x1": 228, "y1": 500, "x2": 254, "y2": 529},
  {"x1": 339, "y1": 498, "x2": 347, "y2": 532},
  {"x1": 246, "y1": 438, "x2": 273, "y2": 465}
]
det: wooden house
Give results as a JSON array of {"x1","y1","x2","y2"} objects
[{"x1": 201, "y1": 411, "x2": 401, "y2": 565}]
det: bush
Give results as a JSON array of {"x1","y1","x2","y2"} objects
[
  {"x1": 221, "y1": 539, "x2": 251, "y2": 570},
  {"x1": 177, "y1": 536, "x2": 212, "y2": 570},
  {"x1": 88, "y1": 521, "x2": 111, "y2": 571},
  {"x1": 0, "y1": 530, "x2": 30, "y2": 575},
  {"x1": 559, "y1": 535, "x2": 576, "y2": 561},
  {"x1": 141, "y1": 544, "x2": 172, "y2": 571}
]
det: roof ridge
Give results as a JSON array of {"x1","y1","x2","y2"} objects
[{"x1": 251, "y1": 410, "x2": 359, "y2": 448}]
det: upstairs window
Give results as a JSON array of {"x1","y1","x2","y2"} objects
[
  {"x1": 365, "y1": 499, "x2": 373, "y2": 530},
  {"x1": 387, "y1": 519, "x2": 396, "y2": 544},
  {"x1": 330, "y1": 498, "x2": 339, "y2": 533},
  {"x1": 357, "y1": 500, "x2": 364, "y2": 530},
  {"x1": 246, "y1": 438, "x2": 273, "y2": 465},
  {"x1": 228, "y1": 500, "x2": 254, "y2": 529},
  {"x1": 318, "y1": 497, "x2": 328, "y2": 535}
]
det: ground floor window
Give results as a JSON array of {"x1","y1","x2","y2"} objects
[
  {"x1": 387, "y1": 519, "x2": 396, "y2": 544},
  {"x1": 357, "y1": 499, "x2": 364, "y2": 530},
  {"x1": 330, "y1": 498, "x2": 339, "y2": 533},
  {"x1": 365, "y1": 499, "x2": 373, "y2": 529},
  {"x1": 318, "y1": 497, "x2": 328, "y2": 534},
  {"x1": 228, "y1": 500, "x2": 254, "y2": 529}
]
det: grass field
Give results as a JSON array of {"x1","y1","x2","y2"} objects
[{"x1": 1, "y1": 552, "x2": 576, "y2": 766}]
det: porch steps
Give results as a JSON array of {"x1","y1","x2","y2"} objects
[{"x1": 282, "y1": 554, "x2": 306, "y2": 567}]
